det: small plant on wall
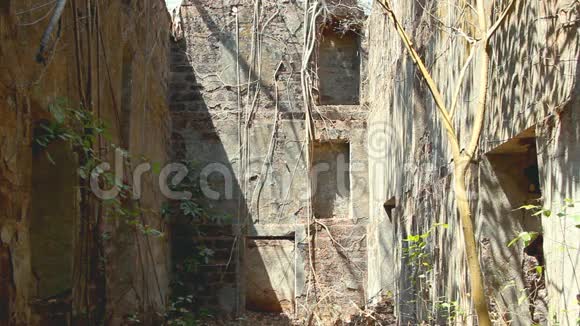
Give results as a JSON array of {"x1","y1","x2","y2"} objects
[
  {"x1": 162, "y1": 160, "x2": 232, "y2": 324},
  {"x1": 508, "y1": 198, "x2": 579, "y2": 251},
  {"x1": 34, "y1": 97, "x2": 165, "y2": 237},
  {"x1": 403, "y1": 223, "x2": 454, "y2": 323},
  {"x1": 517, "y1": 198, "x2": 580, "y2": 228},
  {"x1": 403, "y1": 222, "x2": 448, "y2": 280}
]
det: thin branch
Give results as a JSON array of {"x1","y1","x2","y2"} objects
[
  {"x1": 18, "y1": 5, "x2": 55, "y2": 26},
  {"x1": 414, "y1": 0, "x2": 476, "y2": 44},
  {"x1": 486, "y1": 0, "x2": 518, "y2": 40},
  {"x1": 466, "y1": 0, "x2": 517, "y2": 157},
  {"x1": 452, "y1": 26, "x2": 477, "y2": 44},
  {"x1": 15, "y1": 0, "x2": 56, "y2": 15},
  {"x1": 450, "y1": 45, "x2": 476, "y2": 119},
  {"x1": 376, "y1": 0, "x2": 461, "y2": 159}
]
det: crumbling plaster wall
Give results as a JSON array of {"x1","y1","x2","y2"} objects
[
  {"x1": 170, "y1": 0, "x2": 369, "y2": 320},
  {"x1": 367, "y1": 0, "x2": 579, "y2": 324},
  {"x1": 0, "y1": 1, "x2": 172, "y2": 324}
]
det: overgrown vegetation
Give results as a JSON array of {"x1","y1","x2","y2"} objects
[
  {"x1": 403, "y1": 223, "x2": 448, "y2": 280},
  {"x1": 33, "y1": 97, "x2": 170, "y2": 323},
  {"x1": 34, "y1": 97, "x2": 164, "y2": 238},
  {"x1": 163, "y1": 161, "x2": 234, "y2": 325},
  {"x1": 509, "y1": 198, "x2": 579, "y2": 249},
  {"x1": 403, "y1": 223, "x2": 466, "y2": 324},
  {"x1": 35, "y1": 98, "x2": 226, "y2": 324}
]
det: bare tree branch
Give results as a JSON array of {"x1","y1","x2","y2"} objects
[
  {"x1": 466, "y1": 0, "x2": 517, "y2": 158},
  {"x1": 375, "y1": 0, "x2": 462, "y2": 159},
  {"x1": 450, "y1": 45, "x2": 476, "y2": 119}
]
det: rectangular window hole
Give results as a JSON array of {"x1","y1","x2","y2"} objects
[
  {"x1": 312, "y1": 141, "x2": 350, "y2": 218},
  {"x1": 316, "y1": 25, "x2": 360, "y2": 105}
]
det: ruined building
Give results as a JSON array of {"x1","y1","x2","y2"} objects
[{"x1": 1, "y1": 0, "x2": 579, "y2": 325}]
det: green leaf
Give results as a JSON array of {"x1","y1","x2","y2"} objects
[
  {"x1": 570, "y1": 214, "x2": 580, "y2": 226},
  {"x1": 519, "y1": 204, "x2": 540, "y2": 211},
  {"x1": 521, "y1": 232, "x2": 533, "y2": 242},
  {"x1": 508, "y1": 231, "x2": 539, "y2": 247},
  {"x1": 405, "y1": 234, "x2": 420, "y2": 242},
  {"x1": 48, "y1": 102, "x2": 66, "y2": 124},
  {"x1": 78, "y1": 167, "x2": 87, "y2": 179},
  {"x1": 507, "y1": 237, "x2": 519, "y2": 248},
  {"x1": 146, "y1": 228, "x2": 164, "y2": 237},
  {"x1": 532, "y1": 208, "x2": 551, "y2": 217},
  {"x1": 40, "y1": 123, "x2": 55, "y2": 134},
  {"x1": 152, "y1": 162, "x2": 162, "y2": 175}
]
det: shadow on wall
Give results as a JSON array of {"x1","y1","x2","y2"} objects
[
  {"x1": 168, "y1": 32, "x2": 294, "y2": 320},
  {"x1": 477, "y1": 128, "x2": 545, "y2": 324},
  {"x1": 312, "y1": 141, "x2": 350, "y2": 219},
  {"x1": 487, "y1": 0, "x2": 577, "y2": 144},
  {"x1": 490, "y1": 1, "x2": 580, "y2": 323}
]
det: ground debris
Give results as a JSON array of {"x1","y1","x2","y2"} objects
[
  {"x1": 338, "y1": 297, "x2": 397, "y2": 326},
  {"x1": 196, "y1": 311, "x2": 296, "y2": 325},
  {"x1": 191, "y1": 299, "x2": 397, "y2": 326}
]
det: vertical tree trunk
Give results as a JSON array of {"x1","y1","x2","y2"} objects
[{"x1": 454, "y1": 159, "x2": 492, "y2": 326}]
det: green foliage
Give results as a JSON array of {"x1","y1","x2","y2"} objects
[
  {"x1": 403, "y1": 223, "x2": 454, "y2": 322},
  {"x1": 166, "y1": 301, "x2": 215, "y2": 326},
  {"x1": 518, "y1": 198, "x2": 579, "y2": 227},
  {"x1": 435, "y1": 299, "x2": 465, "y2": 323},
  {"x1": 163, "y1": 161, "x2": 223, "y2": 324},
  {"x1": 511, "y1": 198, "x2": 579, "y2": 247},
  {"x1": 34, "y1": 97, "x2": 164, "y2": 238},
  {"x1": 180, "y1": 200, "x2": 203, "y2": 219},
  {"x1": 166, "y1": 263, "x2": 216, "y2": 325},
  {"x1": 507, "y1": 231, "x2": 539, "y2": 248},
  {"x1": 166, "y1": 295, "x2": 198, "y2": 326},
  {"x1": 518, "y1": 204, "x2": 553, "y2": 218},
  {"x1": 162, "y1": 161, "x2": 205, "y2": 222},
  {"x1": 34, "y1": 97, "x2": 108, "y2": 162},
  {"x1": 36, "y1": 99, "x2": 228, "y2": 322},
  {"x1": 403, "y1": 222, "x2": 448, "y2": 275},
  {"x1": 161, "y1": 160, "x2": 232, "y2": 224},
  {"x1": 535, "y1": 265, "x2": 544, "y2": 278},
  {"x1": 133, "y1": 221, "x2": 165, "y2": 238}
]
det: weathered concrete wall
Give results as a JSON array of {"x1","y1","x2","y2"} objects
[
  {"x1": 367, "y1": 0, "x2": 579, "y2": 324},
  {"x1": 170, "y1": 0, "x2": 369, "y2": 321},
  {"x1": 537, "y1": 98, "x2": 580, "y2": 325},
  {"x1": 0, "y1": 1, "x2": 172, "y2": 324}
]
